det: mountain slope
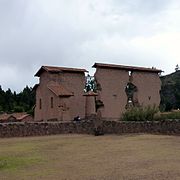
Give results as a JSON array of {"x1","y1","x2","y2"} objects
[{"x1": 160, "y1": 70, "x2": 180, "y2": 111}]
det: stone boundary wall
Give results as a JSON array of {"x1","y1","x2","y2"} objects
[
  {"x1": 0, "y1": 120, "x2": 179, "y2": 138},
  {"x1": 0, "y1": 121, "x2": 94, "y2": 138},
  {"x1": 102, "y1": 120, "x2": 180, "y2": 135}
]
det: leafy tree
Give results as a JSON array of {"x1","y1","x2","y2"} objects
[
  {"x1": 0, "y1": 85, "x2": 35, "y2": 114},
  {"x1": 175, "y1": 64, "x2": 179, "y2": 72},
  {"x1": 85, "y1": 75, "x2": 96, "y2": 92}
]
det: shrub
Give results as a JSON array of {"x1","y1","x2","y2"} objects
[
  {"x1": 121, "y1": 105, "x2": 159, "y2": 121},
  {"x1": 27, "y1": 109, "x2": 34, "y2": 117},
  {"x1": 13, "y1": 106, "x2": 24, "y2": 112},
  {"x1": 154, "y1": 110, "x2": 180, "y2": 120}
]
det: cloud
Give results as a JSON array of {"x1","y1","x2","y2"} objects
[
  {"x1": 111, "y1": 0, "x2": 170, "y2": 14},
  {"x1": 0, "y1": 0, "x2": 179, "y2": 91}
]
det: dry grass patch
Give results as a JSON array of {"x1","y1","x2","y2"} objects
[{"x1": 0, "y1": 134, "x2": 179, "y2": 180}]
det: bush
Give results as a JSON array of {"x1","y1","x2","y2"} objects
[
  {"x1": 13, "y1": 106, "x2": 24, "y2": 112},
  {"x1": 154, "y1": 110, "x2": 180, "y2": 120},
  {"x1": 121, "y1": 105, "x2": 159, "y2": 121},
  {"x1": 27, "y1": 109, "x2": 34, "y2": 117}
]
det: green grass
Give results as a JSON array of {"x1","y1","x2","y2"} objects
[
  {"x1": 0, "y1": 156, "x2": 41, "y2": 171},
  {"x1": 0, "y1": 134, "x2": 179, "y2": 180},
  {"x1": 155, "y1": 111, "x2": 180, "y2": 120},
  {"x1": 0, "y1": 140, "x2": 43, "y2": 172}
]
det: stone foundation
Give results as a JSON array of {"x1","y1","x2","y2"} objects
[{"x1": 0, "y1": 120, "x2": 179, "y2": 138}]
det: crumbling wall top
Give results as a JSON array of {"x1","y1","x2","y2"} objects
[{"x1": 92, "y1": 63, "x2": 162, "y2": 73}]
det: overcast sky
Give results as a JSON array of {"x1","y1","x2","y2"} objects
[{"x1": 0, "y1": 0, "x2": 180, "y2": 91}]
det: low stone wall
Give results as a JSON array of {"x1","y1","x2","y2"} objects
[
  {"x1": 0, "y1": 120, "x2": 179, "y2": 138},
  {"x1": 0, "y1": 120, "x2": 94, "y2": 138},
  {"x1": 103, "y1": 120, "x2": 180, "y2": 135}
]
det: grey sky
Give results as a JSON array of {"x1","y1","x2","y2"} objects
[{"x1": 0, "y1": 0, "x2": 179, "y2": 91}]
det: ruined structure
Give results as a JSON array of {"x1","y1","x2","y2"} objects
[
  {"x1": 83, "y1": 91, "x2": 97, "y2": 118},
  {"x1": 34, "y1": 66, "x2": 88, "y2": 121},
  {"x1": 0, "y1": 113, "x2": 33, "y2": 123},
  {"x1": 34, "y1": 63, "x2": 162, "y2": 121},
  {"x1": 93, "y1": 63, "x2": 162, "y2": 120}
]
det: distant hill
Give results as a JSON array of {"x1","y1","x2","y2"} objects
[{"x1": 160, "y1": 70, "x2": 180, "y2": 111}]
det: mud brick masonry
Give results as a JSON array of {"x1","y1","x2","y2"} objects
[
  {"x1": 34, "y1": 66, "x2": 88, "y2": 121},
  {"x1": 93, "y1": 63, "x2": 162, "y2": 120},
  {"x1": 33, "y1": 62, "x2": 162, "y2": 122}
]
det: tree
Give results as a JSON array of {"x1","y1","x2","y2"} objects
[
  {"x1": 0, "y1": 85, "x2": 35, "y2": 114},
  {"x1": 175, "y1": 64, "x2": 179, "y2": 72},
  {"x1": 5, "y1": 88, "x2": 14, "y2": 112},
  {"x1": 85, "y1": 75, "x2": 96, "y2": 92}
]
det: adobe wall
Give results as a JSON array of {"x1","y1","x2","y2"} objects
[
  {"x1": 61, "y1": 72, "x2": 86, "y2": 120},
  {"x1": 0, "y1": 120, "x2": 179, "y2": 138},
  {"x1": 35, "y1": 71, "x2": 59, "y2": 121},
  {"x1": 132, "y1": 72, "x2": 161, "y2": 106},
  {"x1": 85, "y1": 95, "x2": 96, "y2": 117},
  {"x1": 95, "y1": 68, "x2": 129, "y2": 120},
  {"x1": 34, "y1": 71, "x2": 86, "y2": 121},
  {"x1": 94, "y1": 68, "x2": 161, "y2": 120}
]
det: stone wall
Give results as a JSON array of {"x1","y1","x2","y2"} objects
[
  {"x1": 0, "y1": 120, "x2": 179, "y2": 138},
  {"x1": 0, "y1": 120, "x2": 94, "y2": 138},
  {"x1": 102, "y1": 120, "x2": 180, "y2": 135}
]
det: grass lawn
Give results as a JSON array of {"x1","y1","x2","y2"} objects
[{"x1": 0, "y1": 134, "x2": 179, "y2": 180}]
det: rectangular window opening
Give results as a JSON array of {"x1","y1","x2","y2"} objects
[
  {"x1": 39, "y1": 98, "x2": 42, "y2": 109},
  {"x1": 51, "y1": 97, "x2": 54, "y2": 108}
]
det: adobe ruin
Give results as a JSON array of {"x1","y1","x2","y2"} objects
[
  {"x1": 34, "y1": 66, "x2": 88, "y2": 121},
  {"x1": 34, "y1": 63, "x2": 162, "y2": 121},
  {"x1": 93, "y1": 63, "x2": 162, "y2": 120}
]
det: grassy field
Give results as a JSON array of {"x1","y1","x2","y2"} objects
[{"x1": 0, "y1": 134, "x2": 179, "y2": 180}]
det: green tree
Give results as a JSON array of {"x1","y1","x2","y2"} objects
[
  {"x1": 85, "y1": 75, "x2": 96, "y2": 92},
  {"x1": 0, "y1": 85, "x2": 35, "y2": 114},
  {"x1": 175, "y1": 64, "x2": 179, "y2": 72}
]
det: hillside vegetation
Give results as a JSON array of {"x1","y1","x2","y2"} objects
[
  {"x1": 0, "y1": 86, "x2": 35, "y2": 115},
  {"x1": 160, "y1": 70, "x2": 180, "y2": 111}
]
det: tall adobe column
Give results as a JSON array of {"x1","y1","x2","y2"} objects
[{"x1": 84, "y1": 91, "x2": 97, "y2": 118}]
